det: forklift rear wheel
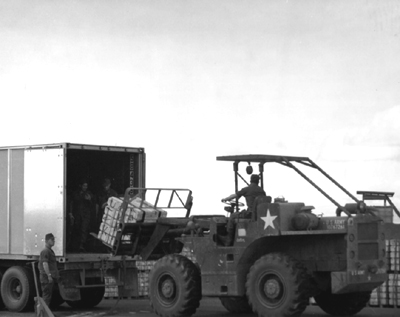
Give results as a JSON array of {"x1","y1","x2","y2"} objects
[
  {"x1": 0, "y1": 266, "x2": 35, "y2": 312},
  {"x1": 246, "y1": 253, "x2": 309, "y2": 317},
  {"x1": 66, "y1": 278, "x2": 104, "y2": 309},
  {"x1": 149, "y1": 254, "x2": 201, "y2": 317},
  {"x1": 220, "y1": 296, "x2": 253, "y2": 313},
  {"x1": 314, "y1": 290, "x2": 371, "y2": 316}
]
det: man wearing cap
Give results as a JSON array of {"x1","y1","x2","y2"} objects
[
  {"x1": 222, "y1": 174, "x2": 266, "y2": 210},
  {"x1": 39, "y1": 233, "x2": 59, "y2": 306},
  {"x1": 220, "y1": 174, "x2": 267, "y2": 245},
  {"x1": 96, "y1": 178, "x2": 118, "y2": 232}
]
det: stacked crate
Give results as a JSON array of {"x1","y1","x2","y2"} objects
[
  {"x1": 104, "y1": 275, "x2": 119, "y2": 298},
  {"x1": 97, "y1": 206, "x2": 121, "y2": 247},
  {"x1": 368, "y1": 203, "x2": 398, "y2": 308},
  {"x1": 373, "y1": 206, "x2": 393, "y2": 223},
  {"x1": 388, "y1": 274, "x2": 400, "y2": 306},
  {"x1": 387, "y1": 239, "x2": 400, "y2": 307},
  {"x1": 369, "y1": 239, "x2": 400, "y2": 307},
  {"x1": 388, "y1": 239, "x2": 400, "y2": 272},
  {"x1": 136, "y1": 261, "x2": 157, "y2": 297},
  {"x1": 370, "y1": 281, "x2": 388, "y2": 306},
  {"x1": 128, "y1": 197, "x2": 168, "y2": 222},
  {"x1": 97, "y1": 196, "x2": 167, "y2": 248}
]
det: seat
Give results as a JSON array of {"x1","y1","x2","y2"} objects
[{"x1": 252, "y1": 195, "x2": 272, "y2": 221}]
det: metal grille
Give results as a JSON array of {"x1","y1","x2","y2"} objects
[
  {"x1": 359, "y1": 243, "x2": 379, "y2": 260},
  {"x1": 358, "y1": 223, "x2": 378, "y2": 241}
]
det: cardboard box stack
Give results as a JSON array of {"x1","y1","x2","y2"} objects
[
  {"x1": 135, "y1": 261, "x2": 157, "y2": 296},
  {"x1": 104, "y1": 275, "x2": 119, "y2": 298},
  {"x1": 370, "y1": 281, "x2": 388, "y2": 306},
  {"x1": 388, "y1": 239, "x2": 400, "y2": 272},
  {"x1": 369, "y1": 239, "x2": 400, "y2": 307},
  {"x1": 97, "y1": 196, "x2": 167, "y2": 248}
]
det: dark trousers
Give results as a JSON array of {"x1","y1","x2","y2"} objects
[
  {"x1": 70, "y1": 213, "x2": 91, "y2": 251},
  {"x1": 80, "y1": 214, "x2": 90, "y2": 247},
  {"x1": 40, "y1": 281, "x2": 54, "y2": 306},
  {"x1": 227, "y1": 210, "x2": 252, "y2": 232}
]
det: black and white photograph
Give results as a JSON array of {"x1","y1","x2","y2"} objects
[{"x1": 0, "y1": 1, "x2": 400, "y2": 316}]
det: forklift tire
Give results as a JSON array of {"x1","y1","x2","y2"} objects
[
  {"x1": 149, "y1": 254, "x2": 201, "y2": 317},
  {"x1": 246, "y1": 253, "x2": 309, "y2": 317},
  {"x1": 314, "y1": 291, "x2": 371, "y2": 316},
  {"x1": 220, "y1": 296, "x2": 253, "y2": 314},
  {"x1": 0, "y1": 266, "x2": 35, "y2": 312},
  {"x1": 66, "y1": 278, "x2": 104, "y2": 309}
]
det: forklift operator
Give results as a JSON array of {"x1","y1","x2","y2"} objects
[
  {"x1": 220, "y1": 174, "x2": 266, "y2": 246},
  {"x1": 222, "y1": 174, "x2": 266, "y2": 211}
]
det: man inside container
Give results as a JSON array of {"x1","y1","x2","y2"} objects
[
  {"x1": 220, "y1": 174, "x2": 268, "y2": 245},
  {"x1": 39, "y1": 233, "x2": 59, "y2": 307},
  {"x1": 69, "y1": 179, "x2": 95, "y2": 252},
  {"x1": 95, "y1": 178, "x2": 118, "y2": 232}
]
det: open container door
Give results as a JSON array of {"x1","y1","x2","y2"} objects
[{"x1": 24, "y1": 147, "x2": 64, "y2": 256}]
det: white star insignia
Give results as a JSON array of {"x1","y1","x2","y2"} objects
[{"x1": 261, "y1": 209, "x2": 278, "y2": 230}]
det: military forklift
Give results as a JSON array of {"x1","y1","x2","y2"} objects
[{"x1": 113, "y1": 154, "x2": 389, "y2": 317}]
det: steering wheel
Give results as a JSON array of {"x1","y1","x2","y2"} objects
[{"x1": 223, "y1": 200, "x2": 245, "y2": 207}]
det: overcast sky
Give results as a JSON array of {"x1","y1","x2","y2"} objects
[{"x1": 1, "y1": 0, "x2": 399, "y2": 218}]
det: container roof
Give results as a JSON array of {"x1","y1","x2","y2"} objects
[{"x1": 0, "y1": 142, "x2": 144, "y2": 152}]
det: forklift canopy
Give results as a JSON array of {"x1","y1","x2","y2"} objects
[{"x1": 217, "y1": 154, "x2": 310, "y2": 163}]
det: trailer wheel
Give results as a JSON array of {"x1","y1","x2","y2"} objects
[
  {"x1": 0, "y1": 270, "x2": 4, "y2": 309},
  {"x1": 0, "y1": 266, "x2": 35, "y2": 312},
  {"x1": 149, "y1": 254, "x2": 201, "y2": 317},
  {"x1": 220, "y1": 296, "x2": 252, "y2": 313},
  {"x1": 314, "y1": 291, "x2": 371, "y2": 316},
  {"x1": 246, "y1": 253, "x2": 309, "y2": 317},
  {"x1": 66, "y1": 278, "x2": 104, "y2": 309}
]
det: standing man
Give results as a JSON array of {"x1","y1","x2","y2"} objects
[
  {"x1": 39, "y1": 233, "x2": 59, "y2": 306},
  {"x1": 69, "y1": 179, "x2": 95, "y2": 252},
  {"x1": 95, "y1": 178, "x2": 118, "y2": 232},
  {"x1": 220, "y1": 174, "x2": 267, "y2": 245}
]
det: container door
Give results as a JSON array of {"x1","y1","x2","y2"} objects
[
  {"x1": 0, "y1": 150, "x2": 8, "y2": 253},
  {"x1": 24, "y1": 148, "x2": 64, "y2": 256}
]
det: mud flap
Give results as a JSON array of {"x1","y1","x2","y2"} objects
[{"x1": 58, "y1": 271, "x2": 81, "y2": 301}]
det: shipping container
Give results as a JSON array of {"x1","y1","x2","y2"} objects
[
  {"x1": 0, "y1": 143, "x2": 146, "y2": 312},
  {"x1": 0, "y1": 143, "x2": 145, "y2": 257}
]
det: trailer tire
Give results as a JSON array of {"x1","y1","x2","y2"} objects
[
  {"x1": 220, "y1": 296, "x2": 253, "y2": 313},
  {"x1": 0, "y1": 266, "x2": 35, "y2": 312},
  {"x1": 149, "y1": 254, "x2": 201, "y2": 317},
  {"x1": 246, "y1": 253, "x2": 309, "y2": 317},
  {"x1": 66, "y1": 278, "x2": 104, "y2": 309},
  {"x1": 0, "y1": 270, "x2": 5, "y2": 309},
  {"x1": 314, "y1": 291, "x2": 371, "y2": 316}
]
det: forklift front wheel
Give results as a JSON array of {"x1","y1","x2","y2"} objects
[{"x1": 149, "y1": 254, "x2": 201, "y2": 317}]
